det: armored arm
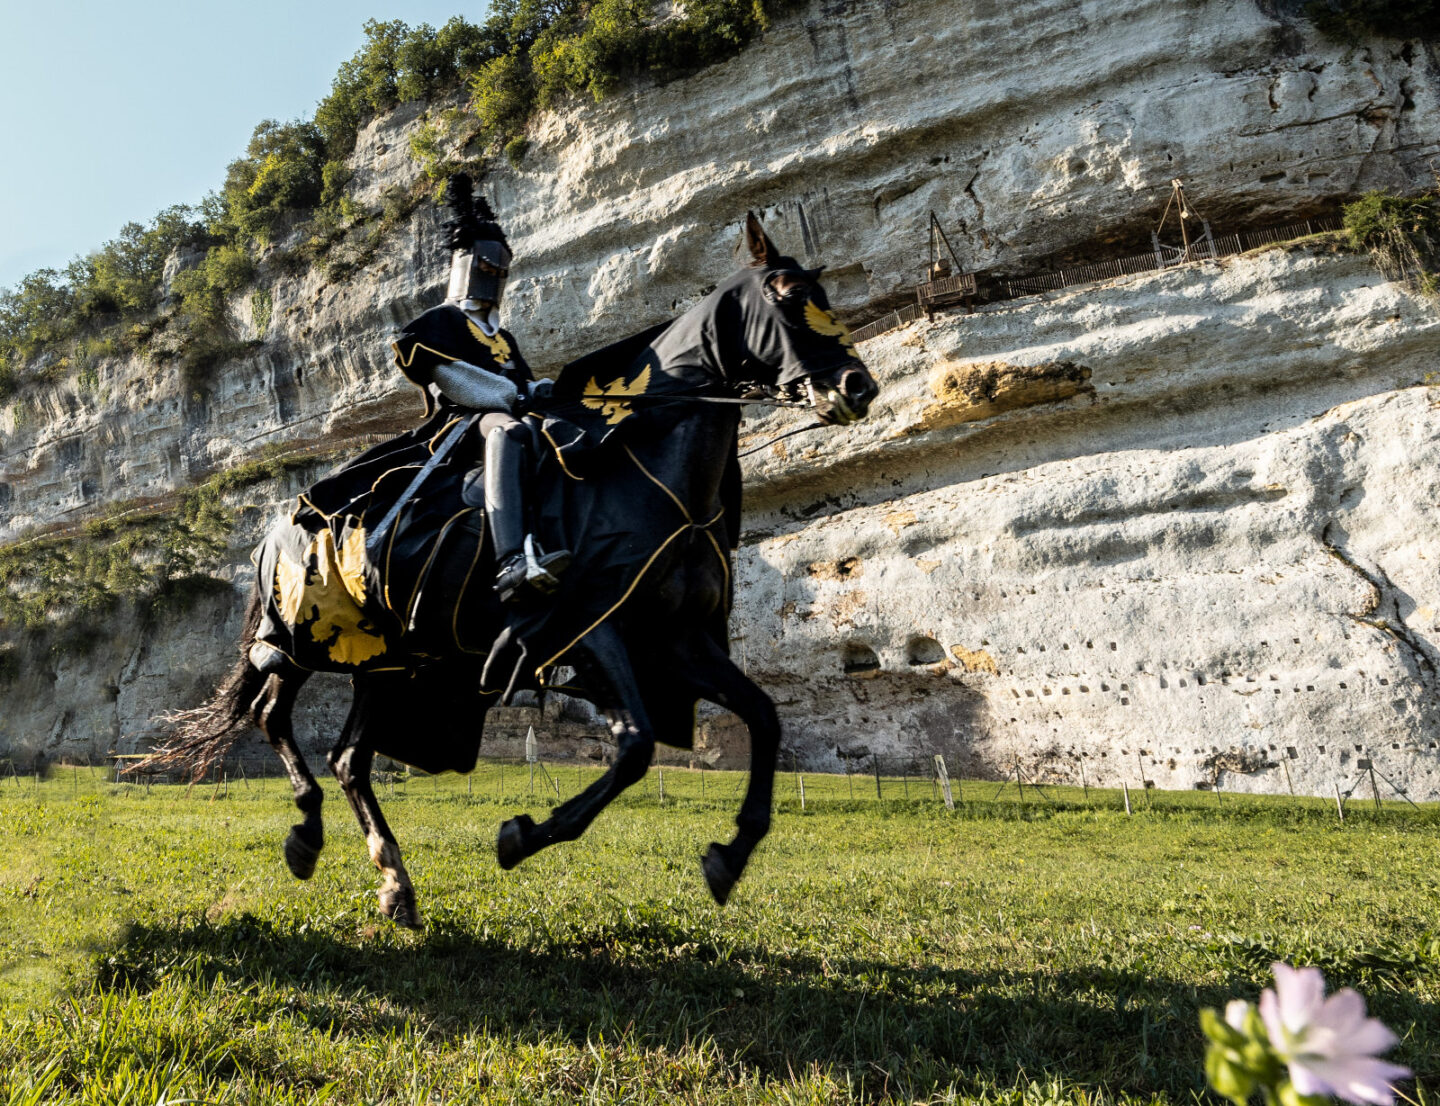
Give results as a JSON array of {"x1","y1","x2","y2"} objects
[{"x1": 432, "y1": 360, "x2": 520, "y2": 412}]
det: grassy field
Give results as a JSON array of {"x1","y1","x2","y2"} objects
[{"x1": 0, "y1": 763, "x2": 1436, "y2": 1104}]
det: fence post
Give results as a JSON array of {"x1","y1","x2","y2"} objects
[
  {"x1": 1334, "y1": 783, "x2": 1346, "y2": 823},
  {"x1": 934, "y1": 755, "x2": 955, "y2": 811},
  {"x1": 1122, "y1": 781, "x2": 1132, "y2": 816},
  {"x1": 874, "y1": 754, "x2": 883, "y2": 801}
]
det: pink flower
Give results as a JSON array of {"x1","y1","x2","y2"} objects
[{"x1": 1259, "y1": 963, "x2": 1411, "y2": 1106}]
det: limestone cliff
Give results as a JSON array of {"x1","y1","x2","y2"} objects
[{"x1": 2, "y1": 0, "x2": 1438, "y2": 798}]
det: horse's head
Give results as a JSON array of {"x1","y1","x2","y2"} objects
[{"x1": 718, "y1": 213, "x2": 880, "y2": 426}]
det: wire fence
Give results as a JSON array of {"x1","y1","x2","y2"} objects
[{"x1": 7, "y1": 748, "x2": 1430, "y2": 822}]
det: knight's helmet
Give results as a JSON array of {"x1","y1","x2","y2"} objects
[{"x1": 443, "y1": 173, "x2": 512, "y2": 311}]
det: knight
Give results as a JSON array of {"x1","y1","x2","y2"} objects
[{"x1": 390, "y1": 174, "x2": 570, "y2": 603}]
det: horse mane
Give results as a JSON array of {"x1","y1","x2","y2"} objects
[{"x1": 551, "y1": 319, "x2": 674, "y2": 400}]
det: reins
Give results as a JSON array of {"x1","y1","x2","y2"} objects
[
  {"x1": 736, "y1": 422, "x2": 827, "y2": 458},
  {"x1": 542, "y1": 389, "x2": 811, "y2": 412},
  {"x1": 540, "y1": 386, "x2": 833, "y2": 459}
]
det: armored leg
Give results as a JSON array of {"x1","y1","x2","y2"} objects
[{"x1": 484, "y1": 418, "x2": 570, "y2": 603}]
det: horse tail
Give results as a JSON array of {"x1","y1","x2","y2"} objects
[{"x1": 130, "y1": 586, "x2": 271, "y2": 781}]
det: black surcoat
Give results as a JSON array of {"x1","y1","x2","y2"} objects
[{"x1": 391, "y1": 304, "x2": 533, "y2": 417}]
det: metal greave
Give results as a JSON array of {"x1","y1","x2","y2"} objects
[{"x1": 484, "y1": 424, "x2": 528, "y2": 563}]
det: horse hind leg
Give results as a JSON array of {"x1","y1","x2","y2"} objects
[
  {"x1": 254, "y1": 671, "x2": 325, "y2": 880},
  {"x1": 328, "y1": 675, "x2": 420, "y2": 929}
]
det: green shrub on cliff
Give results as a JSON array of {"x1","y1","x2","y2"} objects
[
  {"x1": 1305, "y1": 0, "x2": 1440, "y2": 39},
  {"x1": 0, "y1": 450, "x2": 331, "y2": 641},
  {"x1": 1343, "y1": 189, "x2": 1440, "y2": 296},
  {"x1": 0, "y1": 207, "x2": 209, "y2": 400},
  {"x1": 469, "y1": 0, "x2": 806, "y2": 145}
]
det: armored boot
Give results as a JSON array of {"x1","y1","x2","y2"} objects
[{"x1": 485, "y1": 423, "x2": 571, "y2": 603}]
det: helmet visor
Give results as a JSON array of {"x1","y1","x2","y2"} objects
[{"x1": 448, "y1": 240, "x2": 512, "y2": 305}]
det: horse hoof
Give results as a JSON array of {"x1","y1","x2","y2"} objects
[
  {"x1": 702, "y1": 842, "x2": 737, "y2": 906},
  {"x1": 283, "y1": 825, "x2": 321, "y2": 880},
  {"x1": 497, "y1": 814, "x2": 536, "y2": 871},
  {"x1": 379, "y1": 886, "x2": 421, "y2": 930}
]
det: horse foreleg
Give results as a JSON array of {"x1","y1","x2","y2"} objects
[
  {"x1": 327, "y1": 678, "x2": 420, "y2": 929},
  {"x1": 255, "y1": 672, "x2": 325, "y2": 880},
  {"x1": 676, "y1": 636, "x2": 781, "y2": 905},
  {"x1": 497, "y1": 624, "x2": 656, "y2": 870}
]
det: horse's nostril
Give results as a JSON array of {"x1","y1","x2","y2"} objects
[{"x1": 839, "y1": 368, "x2": 876, "y2": 407}]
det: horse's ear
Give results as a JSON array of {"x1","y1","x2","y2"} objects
[{"x1": 743, "y1": 211, "x2": 778, "y2": 268}]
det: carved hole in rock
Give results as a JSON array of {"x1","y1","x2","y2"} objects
[
  {"x1": 906, "y1": 636, "x2": 945, "y2": 665},
  {"x1": 842, "y1": 642, "x2": 881, "y2": 677}
]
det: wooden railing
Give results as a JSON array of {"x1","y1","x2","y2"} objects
[{"x1": 853, "y1": 215, "x2": 1344, "y2": 345}]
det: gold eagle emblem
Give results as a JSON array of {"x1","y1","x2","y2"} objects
[
  {"x1": 582, "y1": 365, "x2": 652, "y2": 426},
  {"x1": 465, "y1": 318, "x2": 513, "y2": 365},
  {"x1": 804, "y1": 298, "x2": 856, "y2": 355}
]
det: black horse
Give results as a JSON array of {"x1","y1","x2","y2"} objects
[{"x1": 147, "y1": 215, "x2": 879, "y2": 928}]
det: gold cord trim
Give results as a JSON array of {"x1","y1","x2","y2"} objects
[
  {"x1": 534, "y1": 523, "x2": 690, "y2": 673},
  {"x1": 393, "y1": 338, "x2": 465, "y2": 371},
  {"x1": 427, "y1": 417, "x2": 463, "y2": 454},
  {"x1": 624, "y1": 445, "x2": 690, "y2": 522},
  {"x1": 452, "y1": 517, "x2": 490, "y2": 654},
  {"x1": 540, "y1": 424, "x2": 585, "y2": 481},
  {"x1": 294, "y1": 491, "x2": 338, "y2": 523},
  {"x1": 405, "y1": 509, "x2": 472, "y2": 625},
  {"x1": 702, "y1": 527, "x2": 731, "y2": 608}
]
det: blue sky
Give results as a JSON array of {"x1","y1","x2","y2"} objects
[{"x1": 0, "y1": 0, "x2": 487, "y2": 290}]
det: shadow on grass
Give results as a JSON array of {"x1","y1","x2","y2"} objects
[{"x1": 92, "y1": 912, "x2": 1440, "y2": 1097}]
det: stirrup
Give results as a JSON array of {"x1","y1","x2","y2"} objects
[{"x1": 496, "y1": 534, "x2": 572, "y2": 603}]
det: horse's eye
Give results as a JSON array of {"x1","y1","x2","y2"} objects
[{"x1": 765, "y1": 273, "x2": 811, "y2": 307}]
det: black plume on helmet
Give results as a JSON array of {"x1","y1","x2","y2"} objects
[{"x1": 443, "y1": 173, "x2": 509, "y2": 252}]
